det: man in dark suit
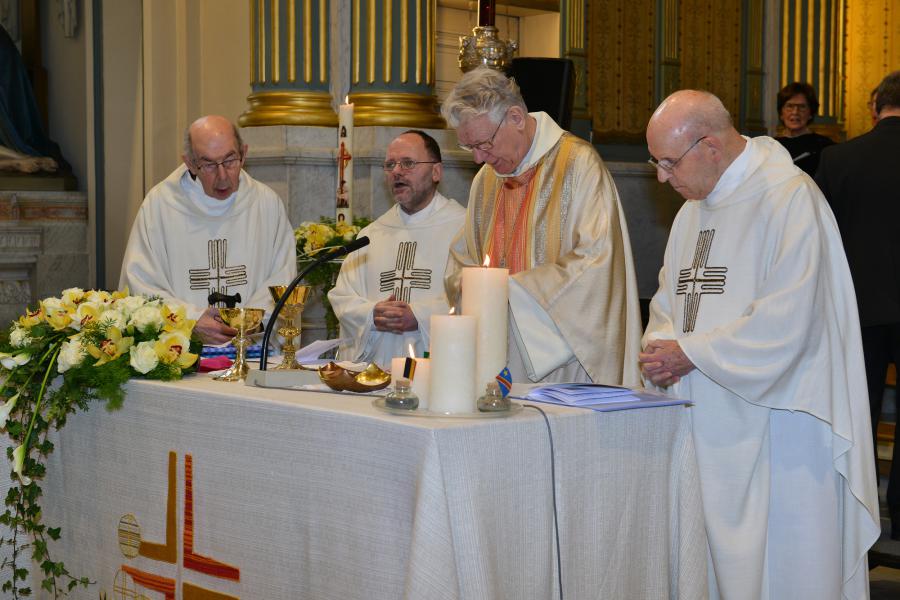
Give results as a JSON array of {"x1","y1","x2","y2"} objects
[{"x1": 816, "y1": 70, "x2": 900, "y2": 539}]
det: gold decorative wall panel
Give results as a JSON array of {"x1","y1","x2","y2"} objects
[
  {"x1": 679, "y1": 0, "x2": 743, "y2": 120},
  {"x1": 845, "y1": 0, "x2": 900, "y2": 139},
  {"x1": 589, "y1": 0, "x2": 656, "y2": 142}
]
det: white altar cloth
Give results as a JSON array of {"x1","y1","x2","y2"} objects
[{"x1": 38, "y1": 375, "x2": 707, "y2": 599}]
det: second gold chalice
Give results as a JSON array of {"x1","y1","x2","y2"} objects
[
  {"x1": 214, "y1": 307, "x2": 265, "y2": 381},
  {"x1": 268, "y1": 285, "x2": 312, "y2": 370}
]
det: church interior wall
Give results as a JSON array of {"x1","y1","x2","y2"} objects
[{"x1": 9, "y1": 0, "x2": 900, "y2": 305}]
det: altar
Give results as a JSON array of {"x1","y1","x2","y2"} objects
[{"x1": 38, "y1": 375, "x2": 707, "y2": 599}]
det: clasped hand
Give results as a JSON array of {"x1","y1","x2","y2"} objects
[
  {"x1": 194, "y1": 306, "x2": 239, "y2": 345},
  {"x1": 373, "y1": 294, "x2": 419, "y2": 334},
  {"x1": 638, "y1": 339, "x2": 695, "y2": 387}
]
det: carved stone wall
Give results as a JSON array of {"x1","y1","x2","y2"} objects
[{"x1": 0, "y1": 191, "x2": 89, "y2": 326}]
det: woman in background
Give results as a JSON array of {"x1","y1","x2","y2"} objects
[{"x1": 775, "y1": 82, "x2": 834, "y2": 176}]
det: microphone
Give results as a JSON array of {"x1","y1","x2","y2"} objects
[{"x1": 259, "y1": 236, "x2": 370, "y2": 370}]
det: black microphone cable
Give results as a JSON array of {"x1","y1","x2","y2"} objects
[{"x1": 524, "y1": 403, "x2": 563, "y2": 600}]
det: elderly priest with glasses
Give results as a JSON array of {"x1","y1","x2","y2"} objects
[
  {"x1": 329, "y1": 130, "x2": 466, "y2": 366},
  {"x1": 119, "y1": 115, "x2": 297, "y2": 344},
  {"x1": 442, "y1": 67, "x2": 642, "y2": 386}
]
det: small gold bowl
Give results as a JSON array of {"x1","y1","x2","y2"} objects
[{"x1": 318, "y1": 362, "x2": 391, "y2": 393}]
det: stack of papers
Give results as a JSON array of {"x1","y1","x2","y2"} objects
[{"x1": 514, "y1": 383, "x2": 688, "y2": 412}]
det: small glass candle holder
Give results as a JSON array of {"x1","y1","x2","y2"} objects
[
  {"x1": 477, "y1": 381, "x2": 510, "y2": 412},
  {"x1": 385, "y1": 378, "x2": 419, "y2": 410}
]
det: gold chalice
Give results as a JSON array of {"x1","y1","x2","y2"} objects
[
  {"x1": 214, "y1": 307, "x2": 265, "y2": 381},
  {"x1": 268, "y1": 285, "x2": 312, "y2": 370}
]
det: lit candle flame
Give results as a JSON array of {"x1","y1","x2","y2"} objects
[
  {"x1": 408, "y1": 343, "x2": 416, "y2": 358},
  {"x1": 344, "y1": 95, "x2": 350, "y2": 104},
  {"x1": 449, "y1": 307, "x2": 455, "y2": 315},
  {"x1": 483, "y1": 255, "x2": 491, "y2": 267}
]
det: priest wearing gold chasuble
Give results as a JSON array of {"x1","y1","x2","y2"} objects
[{"x1": 442, "y1": 67, "x2": 642, "y2": 386}]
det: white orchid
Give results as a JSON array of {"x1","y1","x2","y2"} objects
[
  {"x1": 0, "y1": 393, "x2": 19, "y2": 430},
  {"x1": 0, "y1": 352, "x2": 31, "y2": 370},
  {"x1": 12, "y1": 444, "x2": 31, "y2": 486}
]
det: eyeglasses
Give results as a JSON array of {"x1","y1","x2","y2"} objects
[
  {"x1": 195, "y1": 155, "x2": 243, "y2": 174},
  {"x1": 783, "y1": 102, "x2": 810, "y2": 112},
  {"x1": 382, "y1": 159, "x2": 439, "y2": 172},
  {"x1": 457, "y1": 111, "x2": 507, "y2": 152},
  {"x1": 647, "y1": 136, "x2": 707, "y2": 173}
]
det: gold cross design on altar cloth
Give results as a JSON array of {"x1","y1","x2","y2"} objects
[
  {"x1": 110, "y1": 452, "x2": 241, "y2": 599},
  {"x1": 676, "y1": 229, "x2": 727, "y2": 334}
]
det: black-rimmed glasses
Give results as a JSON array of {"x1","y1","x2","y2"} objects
[{"x1": 648, "y1": 136, "x2": 707, "y2": 172}]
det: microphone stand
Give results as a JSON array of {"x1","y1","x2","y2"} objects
[{"x1": 259, "y1": 236, "x2": 369, "y2": 370}]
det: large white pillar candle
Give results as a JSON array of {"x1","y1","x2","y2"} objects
[
  {"x1": 337, "y1": 98, "x2": 354, "y2": 222},
  {"x1": 410, "y1": 357, "x2": 430, "y2": 411},
  {"x1": 429, "y1": 314, "x2": 477, "y2": 413},
  {"x1": 461, "y1": 265, "x2": 509, "y2": 394}
]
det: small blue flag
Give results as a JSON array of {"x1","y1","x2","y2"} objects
[{"x1": 495, "y1": 367, "x2": 512, "y2": 398}]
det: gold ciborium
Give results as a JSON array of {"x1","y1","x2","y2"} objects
[
  {"x1": 268, "y1": 285, "x2": 312, "y2": 370},
  {"x1": 214, "y1": 307, "x2": 265, "y2": 381}
]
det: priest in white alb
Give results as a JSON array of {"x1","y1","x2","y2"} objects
[
  {"x1": 119, "y1": 115, "x2": 297, "y2": 344},
  {"x1": 641, "y1": 90, "x2": 879, "y2": 600},
  {"x1": 329, "y1": 130, "x2": 465, "y2": 366},
  {"x1": 441, "y1": 67, "x2": 642, "y2": 386}
]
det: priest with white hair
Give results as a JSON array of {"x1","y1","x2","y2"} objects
[{"x1": 641, "y1": 89, "x2": 879, "y2": 600}]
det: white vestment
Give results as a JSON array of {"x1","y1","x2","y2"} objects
[
  {"x1": 329, "y1": 193, "x2": 465, "y2": 366},
  {"x1": 119, "y1": 164, "x2": 297, "y2": 318},
  {"x1": 447, "y1": 112, "x2": 642, "y2": 386},
  {"x1": 644, "y1": 136, "x2": 880, "y2": 600}
]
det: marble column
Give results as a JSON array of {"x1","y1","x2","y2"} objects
[
  {"x1": 347, "y1": 0, "x2": 444, "y2": 127},
  {"x1": 240, "y1": 0, "x2": 337, "y2": 127}
]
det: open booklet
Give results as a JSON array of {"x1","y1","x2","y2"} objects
[{"x1": 510, "y1": 383, "x2": 689, "y2": 412}]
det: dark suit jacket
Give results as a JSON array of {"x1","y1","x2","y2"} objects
[{"x1": 815, "y1": 116, "x2": 900, "y2": 327}]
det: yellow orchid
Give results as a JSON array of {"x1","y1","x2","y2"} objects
[
  {"x1": 18, "y1": 306, "x2": 44, "y2": 328},
  {"x1": 41, "y1": 298, "x2": 73, "y2": 330},
  {"x1": 73, "y1": 302, "x2": 101, "y2": 331},
  {"x1": 154, "y1": 331, "x2": 198, "y2": 368},
  {"x1": 87, "y1": 327, "x2": 134, "y2": 366},
  {"x1": 161, "y1": 304, "x2": 196, "y2": 333},
  {"x1": 12, "y1": 444, "x2": 31, "y2": 486},
  {"x1": 111, "y1": 288, "x2": 129, "y2": 300},
  {"x1": 60, "y1": 287, "x2": 86, "y2": 307}
]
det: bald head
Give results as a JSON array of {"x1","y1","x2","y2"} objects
[
  {"x1": 646, "y1": 90, "x2": 746, "y2": 200},
  {"x1": 182, "y1": 115, "x2": 248, "y2": 200}
]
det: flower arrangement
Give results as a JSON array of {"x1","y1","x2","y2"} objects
[
  {"x1": 0, "y1": 288, "x2": 201, "y2": 598},
  {"x1": 295, "y1": 216, "x2": 371, "y2": 338}
]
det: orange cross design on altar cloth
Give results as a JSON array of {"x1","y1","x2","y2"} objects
[{"x1": 110, "y1": 451, "x2": 240, "y2": 599}]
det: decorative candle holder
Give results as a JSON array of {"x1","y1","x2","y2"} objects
[
  {"x1": 214, "y1": 307, "x2": 265, "y2": 382},
  {"x1": 268, "y1": 285, "x2": 312, "y2": 370},
  {"x1": 318, "y1": 362, "x2": 391, "y2": 393}
]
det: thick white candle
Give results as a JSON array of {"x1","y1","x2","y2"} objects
[
  {"x1": 390, "y1": 356, "x2": 405, "y2": 377},
  {"x1": 337, "y1": 99, "x2": 354, "y2": 222},
  {"x1": 429, "y1": 314, "x2": 477, "y2": 413},
  {"x1": 410, "y1": 357, "x2": 430, "y2": 411},
  {"x1": 461, "y1": 266, "x2": 509, "y2": 394}
]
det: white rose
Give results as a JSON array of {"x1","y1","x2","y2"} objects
[
  {"x1": 115, "y1": 295, "x2": 147, "y2": 318},
  {"x1": 99, "y1": 309, "x2": 127, "y2": 330},
  {"x1": 129, "y1": 305, "x2": 165, "y2": 332},
  {"x1": 9, "y1": 324, "x2": 31, "y2": 348},
  {"x1": 41, "y1": 297, "x2": 66, "y2": 313},
  {"x1": 129, "y1": 341, "x2": 159, "y2": 374},
  {"x1": 57, "y1": 336, "x2": 87, "y2": 373}
]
